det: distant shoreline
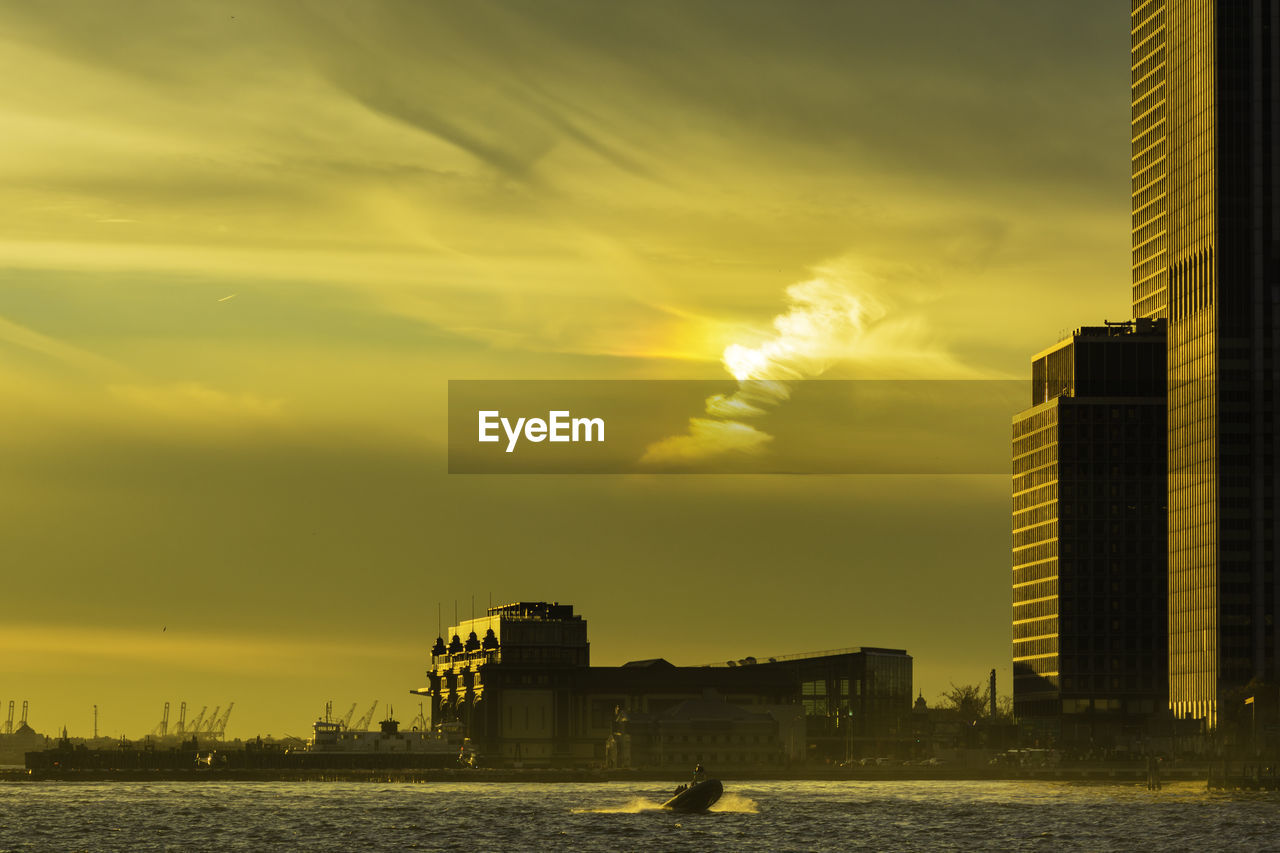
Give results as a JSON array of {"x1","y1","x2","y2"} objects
[{"x1": 2, "y1": 765, "x2": 1212, "y2": 785}]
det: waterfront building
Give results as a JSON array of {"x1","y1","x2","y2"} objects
[
  {"x1": 1130, "y1": 0, "x2": 1280, "y2": 727},
  {"x1": 1012, "y1": 321, "x2": 1168, "y2": 744},
  {"x1": 415, "y1": 601, "x2": 598, "y2": 766},
  {"x1": 606, "y1": 692, "x2": 800, "y2": 770},
  {"x1": 413, "y1": 602, "x2": 911, "y2": 767},
  {"x1": 414, "y1": 603, "x2": 794, "y2": 766},
  {"x1": 705, "y1": 647, "x2": 913, "y2": 762},
  {"x1": 0, "y1": 722, "x2": 45, "y2": 767}
]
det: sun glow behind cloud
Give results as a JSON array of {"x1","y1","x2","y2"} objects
[{"x1": 642, "y1": 265, "x2": 981, "y2": 465}]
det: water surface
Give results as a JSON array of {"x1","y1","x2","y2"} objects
[{"x1": 0, "y1": 779, "x2": 1273, "y2": 851}]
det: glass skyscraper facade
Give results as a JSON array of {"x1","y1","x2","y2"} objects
[
  {"x1": 1130, "y1": 1, "x2": 1280, "y2": 725},
  {"x1": 1012, "y1": 323, "x2": 1168, "y2": 742}
]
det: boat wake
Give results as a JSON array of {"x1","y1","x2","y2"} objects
[
  {"x1": 575, "y1": 793, "x2": 759, "y2": 815},
  {"x1": 574, "y1": 797, "x2": 665, "y2": 814},
  {"x1": 710, "y1": 793, "x2": 759, "y2": 813}
]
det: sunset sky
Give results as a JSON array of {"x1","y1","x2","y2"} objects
[{"x1": 0, "y1": 1, "x2": 1130, "y2": 738}]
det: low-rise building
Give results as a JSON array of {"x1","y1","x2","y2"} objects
[
  {"x1": 606, "y1": 691, "x2": 790, "y2": 770},
  {"x1": 413, "y1": 601, "x2": 912, "y2": 767}
]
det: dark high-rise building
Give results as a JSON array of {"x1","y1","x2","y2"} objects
[
  {"x1": 1012, "y1": 321, "x2": 1168, "y2": 743},
  {"x1": 1130, "y1": 1, "x2": 1280, "y2": 725}
]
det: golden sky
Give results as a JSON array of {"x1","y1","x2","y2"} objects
[{"x1": 0, "y1": 1, "x2": 1130, "y2": 737}]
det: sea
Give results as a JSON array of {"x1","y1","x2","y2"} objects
[{"x1": 0, "y1": 779, "x2": 1275, "y2": 852}]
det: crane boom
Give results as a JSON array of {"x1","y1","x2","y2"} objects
[
  {"x1": 187, "y1": 706, "x2": 208, "y2": 734},
  {"x1": 214, "y1": 702, "x2": 234, "y2": 736},
  {"x1": 202, "y1": 706, "x2": 221, "y2": 733},
  {"x1": 353, "y1": 700, "x2": 379, "y2": 731},
  {"x1": 339, "y1": 702, "x2": 358, "y2": 729}
]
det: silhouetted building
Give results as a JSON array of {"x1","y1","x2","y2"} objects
[
  {"x1": 1013, "y1": 321, "x2": 1168, "y2": 743},
  {"x1": 606, "y1": 691, "x2": 799, "y2": 770},
  {"x1": 1130, "y1": 1, "x2": 1280, "y2": 727},
  {"x1": 415, "y1": 603, "x2": 795, "y2": 766},
  {"x1": 0, "y1": 722, "x2": 46, "y2": 767},
  {"x1": 414, "y1": 602, "x2": 910, "y2": 766},
  {"x1": 707, "y1": 648, "x2": 913, "y2": 762}
]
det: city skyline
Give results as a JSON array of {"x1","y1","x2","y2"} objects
[{"x1": 0, "y1": 1, "x2": 1131, "y2": 738}]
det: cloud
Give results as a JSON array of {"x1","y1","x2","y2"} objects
[
  {"x1": 640, "y1": 265, "x2": 975, "y2": 465},
  {"x1": 0, "y1": 623, "x2": 392, "y2": 677},
  {"x1": 640, "y1": 417, "x2": 773, "y2": 465},
  {"x1": 0, "y1": 312, "x2": 122, "y2": 377},
  {"x1": 108, "y1": 382, "x2": 283, "y2": 426}
]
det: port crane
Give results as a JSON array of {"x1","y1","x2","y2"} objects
[
  {"x1": 208, "y1": 702, "x2": 234, "y2": 737},
  {"x1": 201, "y1": 706, "x2": 222, "y2": 735},
  {"x1": 352, "y1": 700, "x2": 379, "y2": 732},
  {"x1": 174, "y1": 702, "x2": 187, "y2": 736},
  {"x1": 4, "y1": 700, "x2": 12, "y2": 734},
  {"x1": 20, "y1": 701, "x2": 28, "y2": 729},
  {"x1": 339, "y1": 702, "x2": 358, "y2": 729},
  {"x1": 187, "y1": 706, "x2": 208, "y2": 734},
  {"x1": 189, "y1": 702, "x2": 234, "y2": 738},
  {"x1": 154, "y1": 702, "x2": 170, "y2": 737}
]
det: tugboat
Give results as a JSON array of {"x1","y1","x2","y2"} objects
[{"x1": 662, "y1": 764, "x2": 723, "y2": 813}]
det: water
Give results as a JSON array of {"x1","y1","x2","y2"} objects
[{"x1": 0, "y1": 780, "x2": 1275, "y2": 852}]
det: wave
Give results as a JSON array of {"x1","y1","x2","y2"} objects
[
  {"x1": 573, "y1": 797, "x2": 665, "y2": 814},
  {"x1": 711, "y1": 792, "x2": 759, "y2": 814},
  {"x1": 574, "y1": 792, "x2": 759, "y2": 815}
]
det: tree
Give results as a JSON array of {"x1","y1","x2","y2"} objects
[{"x1": 938, "y1": 683, "x2": 988, "y2": 723}]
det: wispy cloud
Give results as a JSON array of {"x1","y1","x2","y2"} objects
[
  {"x1": 0, "y1": 623, "x2": 399, "y2": 677},
  {"x1": 640, "y1": 417, "x2": 774, "y2": 466},
  {"x1": 108, "y1": 382, "x2": 283, "y2": 426},
  {"x1": 0, "y1": 312, "x2": 122, "y2": 377},
  {"x1": 641, "y1": 265, "x2": 973, "y2": 465}
]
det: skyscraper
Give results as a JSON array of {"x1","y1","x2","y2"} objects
[
  {"x1": 1012, "y1": 322, "x2": 1168, "y2": 744},
  {"x1": 1130, "y1": 1, "x2": 1280, "y2": 725}
]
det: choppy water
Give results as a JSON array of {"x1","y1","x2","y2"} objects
[{"x1": 0, "y1": 779, "x2": 1275, "y2": 852}]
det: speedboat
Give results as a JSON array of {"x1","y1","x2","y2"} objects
[{"x1": 661, "y1": 778, "x2": 723, "y2": 813}]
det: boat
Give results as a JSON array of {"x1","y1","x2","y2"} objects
[{"x1": 661, "y1": 778, "x2": 723, "y2": 813}]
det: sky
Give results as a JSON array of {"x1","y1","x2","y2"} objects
[{"x1": 0, "y1": 1, "x2": 1132, "y2": 739}]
